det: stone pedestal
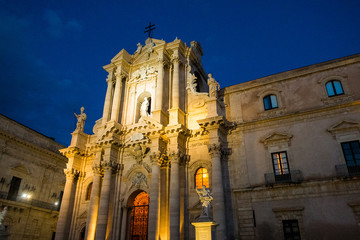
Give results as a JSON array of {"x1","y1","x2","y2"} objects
[{"x1": 192, "y1": 219, "x2": 218, "y2": 240}]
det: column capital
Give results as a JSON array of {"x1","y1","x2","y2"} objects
[
  {"x1": 160, "y1": 154, "x2": 170, "y2": 168},
  {"x1": 171, "y1": 56, "x2": 180, "y2": 64},
  {"x1": 150, "y1": 151, "x2": 162, "y2": 165},
  {"x1": 64, "y1": 168, "x2": 79, "y2": 180},
  {"x1": 92, "y1": 164, "x2": 103, "y2": 176},
  {"x1": 208, "y1": 143, "x2": 222, "y2": 157}
]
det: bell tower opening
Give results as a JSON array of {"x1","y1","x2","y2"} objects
[{"x1": 128, "y1": 191, "x2": 149, "y2": 240}]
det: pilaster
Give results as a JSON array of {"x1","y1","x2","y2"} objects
[
  {"x1": 208, "y1": 144, "x2": 226, "y2": 240},
  {"x1": 148, "y1": 151, "x2": 161, "y2": 240}
]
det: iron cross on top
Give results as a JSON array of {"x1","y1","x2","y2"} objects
[{"x1": 144, "y1": 22, "x2": 156, "y2": 38}]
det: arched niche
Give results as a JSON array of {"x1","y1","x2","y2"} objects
[{"x1": 135, "y1": 91, "x2": 152, "y2": 123}]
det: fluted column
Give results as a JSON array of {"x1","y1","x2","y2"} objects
[
  {"x1": 85, "y1": 165, "x2": 102, "y2": 240},
  {"x1": 102, "y1": 77, "x2": 114, "y2": 123},
  {"x1": 208, "y1": 144, "x2": 226, "y2": 240},
  {"x1": 155, "y1": 59, "x2": 164, "y2": 111},
  {"x1": 148, "y1": 152, "x2": 161, "y2": 240},
  {"x1": 55, "y1": 169, "x2": 77, "y2": 240},
  {"x1": 172, "y1": 56, "x2": 180, "y2": 109},
  {"x1": 95, "y1": 162, "x2": 114, "y2": 240},
  {"x1": 169, "y1": 152, "x2": 180, "y2": 240},
  {"x1": 110, "y1": 72, "x2": 124, "y2": 122}
]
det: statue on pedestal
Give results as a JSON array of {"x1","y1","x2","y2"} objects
[
  {"x1": 196, "y1": 185, "x2": 213, "y2": 218},
  {"x1": 208, "y1": 73, "x2": 220, "y2": 98},
  {"x1": 74, "y1": 107, "x2": 87, "y2": 132}
]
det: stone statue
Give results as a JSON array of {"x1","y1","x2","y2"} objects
[
  {"x1": 0, "y1": 207, "x2": 7, "y2": 226},
  {"x1": 196, "y1": 186, "x2": 213, "y2": 217},
  {"x1": 135, "y1": 43, "x2": 142, "y2": 54},
  {"x1": 140, "y1": 97, "x2": 150, "y2": 118},
  {"x1": 74, "y1": 107, "x2": 87, "y2": 132},
  {"x1": 208, "y1": 73, "x2": 220, "y2": 98}
]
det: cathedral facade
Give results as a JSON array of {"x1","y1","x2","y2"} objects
[{"x1": 55, "y1": 38, "x2": 360, "y2": 240}]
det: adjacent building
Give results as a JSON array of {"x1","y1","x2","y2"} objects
[
  {"x1": 0, "y1": 114, "x2": 67, "y2": 240},
  {"x1": 55, "y1": 37, "x2": 360, "y2": 240}
]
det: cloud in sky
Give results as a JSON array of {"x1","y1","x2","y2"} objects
[{"x1": 43, "y1": 9, "x2": 82, "y2": 37}]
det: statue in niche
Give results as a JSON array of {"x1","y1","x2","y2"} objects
[
  {"x1": 207, "y1": 73, "x2": 220, "y2": 98},
  {"x1": 135, "y1": 43, "x2": 143, "y2": 54},
  {"x1": 196, "y1": 186, "x2": 213, "y2": 218},
  {"x1": 140, "y1": 97, "x2": 150, "y2": 118},
  {"x1": 74, "y1": 107, "x2": 87, "y2": 132}
]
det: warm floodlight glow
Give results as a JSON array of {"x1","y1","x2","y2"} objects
[{"x1": 22, "y1": 193, "x2": 32, "y2": 199}]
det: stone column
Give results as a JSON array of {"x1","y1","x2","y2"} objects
[
  {"x1": 155, "y1": 59, "x2": 164, "y2": 111},
  {"x1": 102, "y1": 77, "x2": 114, "y2": 123},
  {"x1": 110, "y1": 72, "x2": 124, "y2": 122},
  {"x1": 95, "y1": 162, "x2": 113, "y2": 240},
  {"x1": 148, "y1": 152, "x2": 161, "y2": 240},
  {"x1": 120, "y1": 207, "x2": 128, "y2": 240},
  {"x1": 208, "y1": 144, "x2": 226, "y2": 240},
  {"x1": 85, "y1": 165, "x2": 102, "y2": 240},
  {"x1": 169, "y1": 152, "x2": 180, "y2": 240},
  {"x1": 172, "y1": 56, "x2": 180, "y2": 109},
  {"x1": 55, "y1": 169, "x2": 77, "y2": 240}
]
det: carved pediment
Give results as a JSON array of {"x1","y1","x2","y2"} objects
[
  {"x1": 129, "y1": 65, "x2": 158, "y2": 82},
  {"x1": 260, "y1": 132, "x2": 293, "y2": 146},
  {"x1": 11, "y1": 164, "x2": 30, "y2": 175},
  {"x1": 327, "y1": 120, "x2": 360, "y2": 134}
]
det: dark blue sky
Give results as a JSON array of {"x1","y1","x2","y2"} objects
[{"x1": 0, "y1": 0, "x2": 359, "y2": 146}]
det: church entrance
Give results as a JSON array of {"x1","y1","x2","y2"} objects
[{"x1": 129, "y1": 191, "x2": 149, "y2": 240}]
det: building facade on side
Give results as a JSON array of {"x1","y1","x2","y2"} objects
[
  {"x1": 55, "y1": 37, "x2": 360, "y2": 240},
  {"x1": 0, "y1": 114, "x2": 67, "y2": 240}
]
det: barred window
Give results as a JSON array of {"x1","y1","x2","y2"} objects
[{"x1": 195, "y1": 168, "x2": 209, "y2": 189}]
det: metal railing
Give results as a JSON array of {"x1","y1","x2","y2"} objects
[{"x1": 264, "y1": 170, "x2": 303, "y2": 186}]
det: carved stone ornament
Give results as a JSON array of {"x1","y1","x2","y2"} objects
[
  {"x1": 207, "y1": 143, "x2": 222, "y2": 156},
  {"x1": 150, "y1": 151, "x2": 162, "y2": 165},
  {"x1": 187, "y1": 72, "x2": 198, "y2": 93},
  {"x1": 131, "y1": 65, "x2": 158, "y2": 82},
  {"x1": 129, "y1": 144, "x2": 150, "y2": 164},
  {"x1": 131, "y1": 172, "x2": 148, "y2": 188}
]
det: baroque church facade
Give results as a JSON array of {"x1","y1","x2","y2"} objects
[{"x1": 55, "y1": 38, "x2": 360, "y2": 240}]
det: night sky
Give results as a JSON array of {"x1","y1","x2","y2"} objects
[{"x1": 0, "y1": 0, "x2": 359, "y2": 146}]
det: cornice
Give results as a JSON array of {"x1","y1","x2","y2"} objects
[
  {"x1": 0, "y1": 129, "x2": 66, "y2": 162},
  {"x1": 224, "y1": 54, "x2": 360, "y2": 95},
  {"x1": 233, "y1": 100, "x2": 360, "y2": 132}
]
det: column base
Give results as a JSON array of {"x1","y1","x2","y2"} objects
[{"x1": 191, "y1": 218, "x2": 218, "y2": 240}]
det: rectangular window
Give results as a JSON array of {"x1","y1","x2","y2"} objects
[
  {"x1": 272, "y1": 152, "x2": 291, "y2": 182},
  {"x1": 341, "y1": 141, "x2": 360, "y2": 174},
  {"x1": 283, "y1": 220, "x2": 301, "y2": 240},
  {"x1": 7, "y1": 176, "x2": 22, "y2": 201}
]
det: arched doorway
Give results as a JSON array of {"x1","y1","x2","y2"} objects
[{"x1": 129, "y1": 191, "x2": 149, "y2": 240}]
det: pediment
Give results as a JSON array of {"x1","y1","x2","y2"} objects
[
  {"x1": 260, "y1": 132, "x2": 293, "y2": 145},
  {"x1": 327, "y1": 120, "x2": 360, "y2": 133},
  {"x1": 11, "y1": 164, "x2": 30, "y2": 175},
  {"x1": 111, "y1": 49, "x2": 131, "y2": 63},
  {"x1": 132, "y1": 49, "x2": 159, "y2": 65}
]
